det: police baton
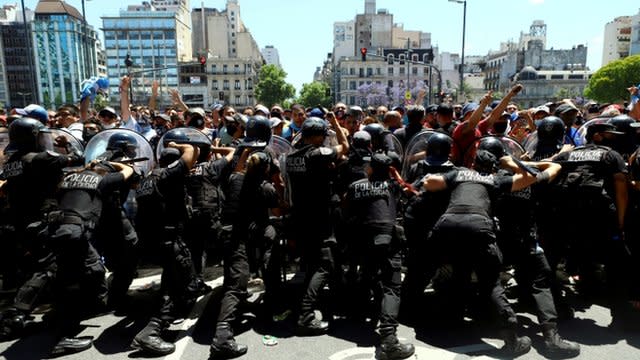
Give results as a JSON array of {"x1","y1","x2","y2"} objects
[
  {"x1": 117, "y1": 157, "x2": 150, "y2": 164},
  {"x1": 389, "y1": 166, "x2": 419, "y2": 196},
  {"x1": 509, "y1": 155, "x2": 538, "y2": 176}
]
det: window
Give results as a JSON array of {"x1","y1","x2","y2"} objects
[
  {"x1": 412, "y1": 54, "x2": 419, "y2": 62},
  {"x1": 234, "y1": 79, "x2": 241, "y2": 90},
  {"x1": 359, "y1": 68, "x2": 364, "y2": 77},
  {"x1": 223, "y1": 80, "x2": 229, "y2": 90},
  {"x1": 568, "y1": 74, "x2": 583, "y2": 79},
  {"x1": 234, "y1": 64, "x2": 240, "y2": 73},
  {"x1": 388, "y1": 80, "x2": 394, "y2": 88},
  {"x1": 235, "y1": 95, "x2": 241, "y2": 105},
  {"x1": 212, "y1": 64, "x2": 217, "y2": 74},
  {"x1": 550, "y1": 74, "x2": 563, "y2": 79},
  {"x1": 349, "y1": 81, "x2": 356, "y2": 90},
  {"x1": 366, "y1": 68, "x2": 373, "y2": 76},
  {"x1": 387, "y1": 54, "x2": 394, "y2": 64},
  {"x1": 412, "y1": 67, "x2": 418, "y2": 75},
  {"x1": 212, "y1": 80, "x2": 218, "y2": 90},
  {"x1": 399, "y1": 67, "x2": 405, "y2": 75},
  {"x1": 223, "y1": 64, "x2": 228, "y2": 74},
  {"x1": 349, "y1": 68, "x2": 355, "y2": 75},
  {"x1": 376, "y1": 67, "x2": 381, "y2": 75},
  {"x1": 388, "y1": 67, "x2": 394, "y2": 75}
]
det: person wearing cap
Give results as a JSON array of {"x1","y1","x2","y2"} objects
[
  {"x1": 270, "y1": 117, "x2": 284, "y2": 137},
  {"x1": 254, "y1": 104, "x2": 270, "y2": 117},
  {"x1": 554, "y1": 103, "x2": 583, "y2": 146},
  {"x1": 285, "y1": 112, "x2": 349, "y2": 335},
  {"x1": 451, "y1": 91, "x2": 494, "y2": 165},
  {"x1": 532, "y1": 105, "x2": 551, "y2": 126},
  {"x1": 424, "y1": 104, "x2": 439, "y2": 129},
  {"x1": 545, "y1": 122, "x2": 632, "y2": 330},
  {"x1": 14, "y1": 104, "x2": 49, "y2": 125},
  {"x1": 281, "y1": 104, "x2": 305, "y2": 142},
  {"x1": 343, "y1": 153, "x2": 415, "y2": 360},
  {"x1": 98, "y1": 106, "x2": 120, "y2": 130}
]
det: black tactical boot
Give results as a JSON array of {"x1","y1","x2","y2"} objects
[
  {"x1": 542, "y1": 323, "x2": 580, "y2": 358},
  {"x1": 296, "y1": 314, "x2": 329, "y2": 336},
  {"x1": 210, "y1": 322, "x2": 248, "y2": 359},
  {"x1": 500, "y1": 328, "x2": 531, "y2": 357},
  {"x1": 379, "y1": 335, "x2": 415, "y2": 360},
  {"x1": 131, "y1": 319, "x2": 175, "y2": 355},
  {"x1": 51, "y1": 336, "x2": 93, "y2": 356}
]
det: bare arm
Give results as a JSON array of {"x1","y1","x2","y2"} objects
[
  {"x1": 169, "y1": 89, "x2": 188, "y2": 112},
  {"x1": 485, "y1": 84, "x2": 523, "y2": 128},
  {"x1": 210, "y1": 146, "x2": 236, "y2": 163},
  {"x1": 79, "y1": 96, "x2": 90, "y2": 123},
  {"x1": 168, "y1": 142, "x2": 198, "y2": 170},
  {"x1": 328, "y1": 111, "x2": 349, "y2": 157},
  {"x1": 108, "y1": 161, "x2": 135, "y2": 180},
  {"x1": 629, "y1": 86, "x2": 640, "y2": 120},
  {"x1": 422, "y1": 174, "x2": 448, "y2": 192},
  {"x1": 120, "y1": 76, "x2": 132, "y2": 123},
  {"x1": 459, "y1": 90, "x2": 493, "y2": 137},
  {"x1": 149, "y1": 80, "x2": 159, "y2": 112},
  {"x1": 510, "y1": 161, "x2": 561, "y2": 192}
]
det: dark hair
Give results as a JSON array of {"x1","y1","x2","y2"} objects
[
  {"x1": 406, "y1": 105, "x2": 425, "y2": 124},
  {"x1": 57, "y1": 104, "x2": 79, "y2": 117},
  {"x1": 291, "y1": 104, "x2": 305, "y2": 113}
]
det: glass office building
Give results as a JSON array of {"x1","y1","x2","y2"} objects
[{"x1": 33, "y1": 0, "x2": 98, "y2": 109}]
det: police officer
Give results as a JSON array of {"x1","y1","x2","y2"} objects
[
  {"x1": 182, "y1": 130, "x2": 235, "y2": 291},
  {"x1": 344, "y1": 153, "x2": 415, "y2": 360},
  {"x1": 46, "y1": 160, "x2": 134, "y2": 356},
  {"x1": 549, "y1": 123, "x2": 632, "y2": 329},
  {"x1": 422, "y1": 149, "x2": 561, "y2": 357},
  {"x1": 530, "y1": 116, "x2": 567, "y2": 161},
  {"x1": 401, "y1": 133, "x2": 455, "y2": 316},
  {"x1": 132, "y1": 141, "x2": 199, "y2": 355},
  {"x1": 209, "y1": 146, "x2": 281, "y2": 359},
  {"x1": 363, "y1": 123, "x2": 400, "y2": 156},
  {"x1": 285, "y1": 114, "x2": 349, "y2": 335},
  {"x1": 0, "y1": 118, "x2": 83, "y2": 338},
  {"x1": 393, "y1": 105, "x2": 425, "y2": 149},
  {"x1": 94, "y1": 132, "x2": 141, "y2": 311},
  {"x1": 480, "y1": 137, "x2": 580, "y2": 358}
]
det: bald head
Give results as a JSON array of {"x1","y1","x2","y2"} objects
[{"x1": 383, "y1": 110, "x2": 402, "y2": 130}]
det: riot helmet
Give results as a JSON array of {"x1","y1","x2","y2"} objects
[
  {"x1": 301, "y1": 117, "x2": 328, "y2": 137},
  {"x1": 159, "y1": 147, "x2": 181, "y2": 168},
  {"x1": 243, "y1": 115, "x2": 272, "y2": 147},
  {"x1": 6, "y1": 117, "x2": 50, "y2": 154},
  {"x1": 609, "y1": 114, "x2": 639, "y2": 156},
  {"x1": 425, "y1": 132, "x2": 452, "y2": 165},
  {"x1": 473, "y1": 149, "x2": 499, "y2": 174},
  {"x1": 477, "y1": 136, "x2": 506, "y2": 159},
  {"x1": 106, "y1": 131, "x2": 138, "y2": 159},
  {"x1": 362, "y1": 123, "x2": 388, "y2": 151},
  {"x1": 161, "y1": 127, "x2": 211, "y2": 162},
  {"x1": 352, "y1": 130, "x2": 372, "y2": 150}
]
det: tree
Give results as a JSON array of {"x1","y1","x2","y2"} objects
[
  {"x1": 255, "y1": 64, "x2": 295, "y2": 107},
  {"x1": 298, "y1": 81, "x2": 332, "y2": 109},
  {"x1": 94, "y1": 93, "x2": 109, "y2": 112},
  {"x1": 357, "y1": 82, "x2": 390, "y2": 107},
  {"x1": 585, "y1": 55, "x2": 640, "y2": 103}
]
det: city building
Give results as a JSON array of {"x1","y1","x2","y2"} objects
[
  {"x1": 630, "y1": 9, "x2": 640, "y2": 56},
  {"x1": 102, "y1": 0, "x2": 192, "y2": 107},
  {"x1": 514, "y1": 66, "x2": 593, "y2": 108},
  {"x1": 602, "y1": 16, "x2": 633, "y2": 66},
  {"x1": 191, "y1": 6, "x2": 216, "y2": 58},
  {"x1": 32, "y1": 0, "x2": 99, "y2": 109},
  {"x1": 329, "y1": 0, "x2": 437, "y2": 106},
  {"x1": 184, "y1": 0, "x2": 263, "y2": 108},
  {"x1": 261, "y1": 45, "x2": 280, "y2": 68},
  {"x1": 0, "y1": 4, "x2": 37, "y2": 107}
]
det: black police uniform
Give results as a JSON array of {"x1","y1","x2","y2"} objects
[
  {"x1": 211, "y1": 153, "x2": 280, "y2": 358},
  {"x1": 393, "y1": 123, "x2": 422, "y2": 150},
  {"x1": 46, "y1": 166, "x2": 125, "y2": 352},
  {"x1": 401, "y1": 161, "x2": 454, "y2": 313},
  {"x1": 546, "y1": 144, "x2": 632, "y2": 322},
  {"x1": 183, "y1": 157, "x2": 231, "y2": 283},
  {"x1": 286, "y1": 141, "x2": 340, "y2": 330},
  {"x1": 428, "y1": 168, "x2": 519, "y2": 329},
  {"x1": 132, "y1": 157, "x2": 199, "y2": 355}
]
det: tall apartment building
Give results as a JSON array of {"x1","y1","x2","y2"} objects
[
  {"x1": 102, "y1": 0, "x2": 192, "y2": 106},
  {"x1": 184, "y1": 0, "x2": 263, "y2": 108},
  {"x1": 629, "y1": 9, "x2": 640, "y2": 56},
  {"x1": 602, "y1": 16, "x2": 633, "y2": 65},
  {"x1": 32, "y1": 0, "x2": 98, "y2": 109},
  {"x1": 0, "y1": 4, "x2": 37, "y2": 107},
  {"x1": 261, "y1": 45, "x2": 280, "y2": 68}
]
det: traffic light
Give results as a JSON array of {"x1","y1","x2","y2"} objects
[
  {"x1": 199, "y1": 55, "x2": 206, "y2": 72},
  {"x1": 360, "y1": 47, "x2": 367, "y2": 62}
]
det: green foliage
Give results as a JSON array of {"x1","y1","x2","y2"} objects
[
  {"x1": 585, "y1": 55, "x2": 640, "y2": 103},
  {"x1": 554, "y1": 87, "x2": 580, "y2": 101},
  {"x1": 298, "y1": 81, "x2": 332, "y2": 109},
  {"x1": 255, "y1": 64, "x2": 296, "y2": 107},
  {"x1": 94, "y1": 93, "x2": 109, "y2": 112}
]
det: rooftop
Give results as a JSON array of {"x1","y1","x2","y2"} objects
[{"x1": 35, "y1": 0, "x2": 83, "y2": 21}]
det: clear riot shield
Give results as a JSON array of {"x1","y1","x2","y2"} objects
[
  {"x1": 576, "y1": 118, "x2": 612, "y2": 146},
  {"x1": 464, "y1": 135, "x2": 525, "y2": 168},
  {"x1": 291, "y1": 128, "x2": 338, "y2": 148},
  {"x1": 156, "y1": 127, "x2": 212, "y2": 162},
  {"x1": 84, "y1": 128, "x2": 156, "y2": 175},
  {"x1": 401, "y1": 130, "x2": 442, "y2": 180}
]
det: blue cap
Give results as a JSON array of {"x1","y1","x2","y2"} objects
[
  {"x1": 461, "y1": 102, "x2": 479, "y2": 118},
  {"x1": 308, "y1": 108, "x2": 324, "y2": 118},
  {"x1": 16, "y1": 104, "x2": 48, "y2": 125}
]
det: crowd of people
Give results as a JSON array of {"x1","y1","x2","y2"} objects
[{"x1": 0, "y1": 76, "x2": 640, "y2": 359}]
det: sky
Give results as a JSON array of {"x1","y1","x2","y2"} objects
[{"x1": 19, "y1": 0, "x2": 640, "y2": 94}]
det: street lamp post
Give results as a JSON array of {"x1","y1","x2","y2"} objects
[{"x1": 449, "y1": 0, "x2": 466, "y2": 101}]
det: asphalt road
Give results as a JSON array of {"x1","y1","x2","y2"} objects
[{"x1": 2, "y1": 266, "x2": 640, "y2": 360}]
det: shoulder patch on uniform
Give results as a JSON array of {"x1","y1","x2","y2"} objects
[{"x1": 319, "y1": 147, "x2": 334, "y2": 156}]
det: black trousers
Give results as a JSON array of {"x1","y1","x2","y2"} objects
[
  {"x1": 49, "y1": 223, "x2": 108, "y2": 334},
  {"x1": 429, "y1": 213, "x2": 517, "y2": 328},
  {"x1": 402, "y1": 217, "x2": 438, "y2": 310},
  {"x1": 217, "y1": 229, "x2": 249, "y2": 325},
  {"x1": 183, "y1": 211, "x2": 220, "y2": 278}
]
